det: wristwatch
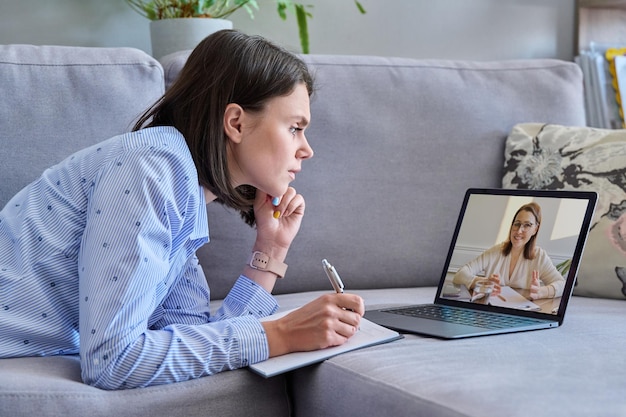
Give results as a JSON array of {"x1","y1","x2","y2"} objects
[{"x1": 248, "y1": 251, "x2": 288, "y2": 278}]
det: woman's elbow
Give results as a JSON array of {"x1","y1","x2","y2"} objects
[{"x1": 80, "y1": 355, "x2": 129, "y2": 390}]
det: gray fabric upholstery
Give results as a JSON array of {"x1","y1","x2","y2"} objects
[
  {"x1": 3, "y1": 44, "x2": 624, "y2": 417},
  {"x1": 160, "y1": 53, "x2": 586, "y2": 299},
  {"x1": 0, "y1": 355, "x2": 290, "y2": 417},
  {"x1": 289, "y1": 290, "x2": 626, "y2": 417},
  {"x1": 0, "y1": 45, "x2": 164, "y2": 206},
  {"x1": 160, "y1": 50, "x2": 188, "y2": 90}
]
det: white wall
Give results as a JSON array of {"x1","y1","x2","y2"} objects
[
  {"x1": 0, "y1": 0, "x2": 577, "y2": 61},
  {"x1": 232, "y1": 0, "x2": 578, "y2": 60}
]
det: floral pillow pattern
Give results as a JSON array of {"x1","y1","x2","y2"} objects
[{"x1": 502, "y1": 123, "x2": 626, "y2": 299}]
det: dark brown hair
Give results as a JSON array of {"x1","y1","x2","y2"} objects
[
  {"x1": 133, "y1": 29, "x2": 314, "y2": 226},
  {"x1": 502, "y1": 202, "x2": 541, "y2": 260}
]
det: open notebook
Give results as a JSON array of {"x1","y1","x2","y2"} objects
[
  {"x1": 365, "y1": 188, "x2": 597, "y2": 339},
  {"x1": 249, "y1": 309, "x2": 401, "y2": 378}
]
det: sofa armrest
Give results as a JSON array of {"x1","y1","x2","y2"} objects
[{"x1": 0, "y1": 45, "x2": 165, "y2": 206}]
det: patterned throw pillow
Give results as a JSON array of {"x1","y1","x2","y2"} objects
[{"x1": 502, "y1": 123, "x2": 626, "y2": 299}]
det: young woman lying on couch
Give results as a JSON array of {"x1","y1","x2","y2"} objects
[{"x1": 0, "y1": 30, "x2": 364, "y2": 390}]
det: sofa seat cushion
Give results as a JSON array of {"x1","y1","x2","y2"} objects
[
  {"x1": 0, "y1": 354, "x2": 290, "y2": 417},
  {"x1": 503, "y1": 123, "x2": 626, "y2": 299},
  {"x1": 288, "y1": 288, "x2": 626, "y2": 417}
]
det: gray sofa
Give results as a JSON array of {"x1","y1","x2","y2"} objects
[{"x1": 1, "y1": 44, "x2": 625, "y2": 417}]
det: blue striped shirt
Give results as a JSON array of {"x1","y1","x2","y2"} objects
[{"x1": 0, "y1": 126, "x2": 278, "y2": 389}]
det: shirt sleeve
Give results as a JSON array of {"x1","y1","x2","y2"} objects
[
  {"x1": 147, "y1": 255, "x2": 212, "y2": 329},
  {"x1": 453, "y1": 246, "x2": 498, "y2": 289},
  {"x1": 536, "y1": 248, "x2": 566, "y2": 298},
  {"x1": 77, "y1": 141, "x2": 273, "y2": 390}
]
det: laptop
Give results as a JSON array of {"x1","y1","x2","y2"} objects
[{"x1": 365, "y1": 188, "x2": 597, "y2": 339}]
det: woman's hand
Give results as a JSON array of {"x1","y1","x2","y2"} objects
[
  {"x1": 262, "y1": 293, "x2": 365, "y2": 357},
  {"x1": 254, "y1": 187, "x2": 305, "y2": 253},
  {"x1": 244, "y1": 188, "x2": 305, "y2": 292},
  {"x1": 487, "y1": 273, "x2": 501, "y2": 296},
  {"x1": 529, "y1": 270, "x2": 550, "y2": 299},
  {"x1": 472, "y1": 273, "x2": 501, "y2": 296}
]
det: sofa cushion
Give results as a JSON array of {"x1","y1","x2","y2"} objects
[
  {"x1": 290, "y1": 288, "x2": 626, "y2": 417},
  {"x1": 0, "y1": 355, "x2": 290, "y2": 417},
  {"x1": 160, "y1": 50, "x2": 188, "y2": 90},
  {"x1": 160, "y1": 52, "x2": 587, "y2": 299},
  {"x1": 502, "y1": 123, "x2": 626, "y2": 299},
  {"x1": 0, "y1": 44, "x2": 165, "y2": 206}
]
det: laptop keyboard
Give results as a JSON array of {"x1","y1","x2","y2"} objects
[{"x1": 381, "y1": 304, "x2": 542, "y2": 330}]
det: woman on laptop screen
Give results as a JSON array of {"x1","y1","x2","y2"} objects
[{"x1": 453, "y1": 202, "x2": 565, "y2": 300}]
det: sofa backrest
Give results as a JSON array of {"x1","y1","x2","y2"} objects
[
  {"x1": 1, "y1": 46, "x2": 586, "y2": 300},
  {"x1": 160, "y1": 53, "x2": 586, "y2": 299},
  {"x1": 0, "y1": 45, "x2": 164, "y2": 206}
]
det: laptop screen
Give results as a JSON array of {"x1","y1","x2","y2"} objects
[{"x1": 437, "y1": 189, "x2": 597, "y2": 317}]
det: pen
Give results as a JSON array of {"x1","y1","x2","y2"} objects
[
  {"x1": 322, "y1": 259, "x2": 344, "y2": 293},
  {"x1": 323, "y1": 259, "x2": 357, "y2": 319}
]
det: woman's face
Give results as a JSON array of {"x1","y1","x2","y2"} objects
[
  {"x1": 510, "y1": 210, "x2": 538, "y2": 250},
  {"x1": 226, "y1": 83, "x2": 313, "y2": 198}
]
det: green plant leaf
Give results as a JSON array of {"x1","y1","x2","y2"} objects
[
  {"x1": 354, "y1": 0, "x2": 366, "y2": 14},
  {"x1": 294, "y1": 4, "x2": 309, "y2": 54},
  {"x1": 125, "y1": 0, "x2": 255, "y2": 20},
  {"x1": 276, "y1": 1, "x2": 289, "y2": 20},
  {"x1": 242, "y1": 0, "x2": 259, "y2": 19},
  {"x1": 556, "y1": 259, "x2": 572, "y2": 277}
]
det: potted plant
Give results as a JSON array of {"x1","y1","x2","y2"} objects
[
  {"x1": 126, "y1": 0, "x2": 365, "y2": 58},
  {"x1": 125, "y1": 0, "x2": 249, "y2": 59}
]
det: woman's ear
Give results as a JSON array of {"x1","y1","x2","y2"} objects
[{"x1": 223, "y1": 103, "x2": 244, "y2": 143}]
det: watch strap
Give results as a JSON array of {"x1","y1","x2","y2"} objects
[{"x1": 248, "y1": 251, "x2": 288, "y2": 278}]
